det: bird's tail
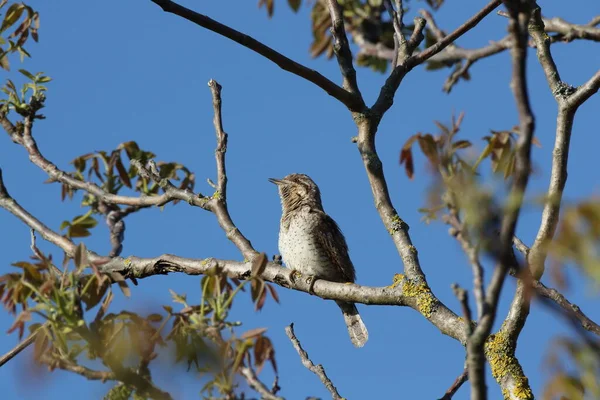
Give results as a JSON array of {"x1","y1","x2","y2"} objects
[{"x1": 336, "y1": 301, "x2": 368, "y2": 348}]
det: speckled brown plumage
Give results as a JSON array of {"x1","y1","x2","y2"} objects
[{"x1": 270, "y1": 174, "x2": 368, "y2": 347}]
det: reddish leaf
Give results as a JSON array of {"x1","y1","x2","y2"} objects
[
  {"x1": 399, "y1": 148, "x2": 415, "y2": 180},
  {"x1": 241, "y1": 327, "x2": 268, "y2": 339},
  {"x1": 251, "y1": 253, "x2": 268, "y2": 277},
  {"x1": 255, "y1": 284, "x2": 267, "y2": 311},
  {"x1": 266, "y1": 284, "x2": 280, "y2": 304},
  {"x1": 417, "y1": 134, "x2": 439, "y2": 166}
]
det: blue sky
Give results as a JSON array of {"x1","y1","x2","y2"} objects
[{"x1": 1, "y1": 1, "x2": 599, "y2": 399}]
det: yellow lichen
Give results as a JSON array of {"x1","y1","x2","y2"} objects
[
  {"x1": 389, "y1": 273, "x2": 404, "y2": 289},
  {"x1": 399, "y1": 276, "x2": 436, "y2": 318},
  {"x1": 485, "y1": 329, "x2": 533, "y2": 400},
  {"x1": 388, "y1": 214, "x2": 406, "y2": 235}
]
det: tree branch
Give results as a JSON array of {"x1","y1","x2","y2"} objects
[
  {"x1": 324, "y1": 0, "x2": 364, "y2": 105},
  {"x1": 239, "y1": 363, "x2": 284, "y2": 400},
  {"x1": 0, "y1": 325, "x2": 41, "y2": 367},
  {"x1": 149, "y1": 0, "x2": 363, "y2": 111},
  {"x1": 40, "y1": 355, "x2": 173, "y2": 400},
  {"x1": 285, "y1": 323, "x2": 343, "y2": 400},
  {"x1": 467, "y1": 2, "x2": 536, "y2": 399},
  {"x1": 439, "y1": 368, "x2": 469, "y2": 400},
  {"x1": 372, "y1": 0, "x2": 500, "y2": 118}
]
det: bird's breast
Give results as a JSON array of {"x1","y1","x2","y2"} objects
[{"x1": 278, "y1": 212, "x2": 333, "y2": 278}]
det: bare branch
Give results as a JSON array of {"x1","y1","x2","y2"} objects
[
  {"x1": 324, "y1": 0, "x2": 364, "y2": 105},
  {"x1": 40, "y1": 355, "x2": 173, "y2": 400},
  {"x1": 40, "y1": 355, "x2": 115, "y2": 381},
  {"x1": 149, "y1": 0, "x2": 363, "y2": 111},
  {"x1": 528, "y1": 7, "x2": 562, "y2": 95},
  {"x1": 451, "y1": 284, "x2": 473, "y2": 336},
  {"x1": 544, "y1": 16, "x2": 600, "y2": 42},
  {"x1": 285, "y1": 323, "x2": 343, "y2": 400},
  {"x1": 0, "y1": 326, "x2": 41, "y2": 367},
  {"x1": 445, "y1": 213, "x2": 485, "y2": 320},
  {"x1": 383, "y1": 0, "x2": 408, "y2": 63},
  {"x1": 208, "y1": 80, "x2": 228, "y2": 199},
  {"x1": 467, "y1": 3, "x2": 536, "y2": 398},
  {"x1": 239, "y1": 364, "x2": 284, "y2": 400},
  {"x1": 439, "y1": 368, "x2": 469, "y2": 400},
  {"x1": 0, "y1": 168, "x2": 82, "y2": 259},
  {"x1": 534, "y1": 280, "x2": 600, "y2": 336},
  {"x1": 408, "y1": 0, "x2": 502, "y2": 67},
  {"x1": 205, "y1": 80, "x2": 258, "y2": 260},
  {"x1": 372, "y1": 0, "x2": 501, "y2": 117}
]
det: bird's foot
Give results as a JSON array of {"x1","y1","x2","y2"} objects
[{"x1": 288, "y1": 269, "x2": 301, "y2": 284}]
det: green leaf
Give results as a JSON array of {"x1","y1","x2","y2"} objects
[
  {"x1": 169, "y1": 289, "x2": 187, "y2": 305},
  {"x1": 68, "y1": 225, "x2": 91, "y2": 238},
  {"x1": 1, "y1": 4, "x2": 25, "y2": 32}
]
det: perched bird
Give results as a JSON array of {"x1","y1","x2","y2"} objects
[{"x1": 269, "y1": 174, "x2": 368, "y2": 348}]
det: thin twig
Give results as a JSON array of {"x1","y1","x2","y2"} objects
[
  {"x1": 451, "y1": 284, "x2": 473, "y2": 336},
  {"x1": 324, "y1": 0, "x2": 363, "y2": 104},
  {"x1": 408, "y1": 0, "x2": 502, "y2": 67},
  {"x1": 239, "y1": 362, "x2": 284, "y2": 400},
  {"x1": 0, "y1": 326, "x2": 42, "y2": 367},
  {"x1": 372, "y1": 0, "x2": 501, "y2": 117},
  {"x1": 439, "y1": 368, "x2": 469, "y2": 400},
  {"x1": 285, "y1": 323, "x2": 343, "y2": 400}
]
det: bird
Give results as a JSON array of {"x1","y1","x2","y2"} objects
[{"x1": 269, "y1": 173, "x2": 368, "y2": 348}]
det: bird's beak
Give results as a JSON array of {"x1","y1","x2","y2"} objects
[{"x1": 268, "y1": 178, "x2": 284, "y2": 185}]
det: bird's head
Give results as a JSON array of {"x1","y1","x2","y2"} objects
[{"x1": 269, "y1": 173, "x2": 323, "y2": 213}]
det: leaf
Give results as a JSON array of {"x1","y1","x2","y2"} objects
[
  {"x1": 0, "y1": 53, "x2": 9, "y2": 71},
  {"x1": 241, "y1": 327, "x2": 268, "y2": 339},
  {"x1": 68, "y1": 225, "x2": 91, "y2": 238},
  {"x1": 287, "y1": 0, "x2": 301, "y2": 12},
  {"x1": 399, "y1": 148, "x2": 414, "y2": 180},
  {"x1": 1, "y1": 4, "x2": 25, "y2": 32},
  {"x1": 452, "y1": 140, "x2": 472, "y2": 150},
  {"x1": 253, "y1": 336, "x2": 276, "y2": 375},
  {"x1": 110, "y1": 272, "x2": 130, "y2": 297},
  {"x1": 255, "y1": 285, "x2": 267, "y2": 311},
  {"x1": 115, "y1": 156, "x2": 131, "y2": 188},
  {"x1": 147, "y1": 313, "x2": 163, "y2": 323},
  {"x1": 251, "y1": 253, "x2": 268, "y2": 277},
  {"x1": 266, "y1": 284, "x2": 280, "y2": 304},
  {"x1": 169, "y1": 289, "x2": 187, "y2": 305},
  {"x1": 74, "y1": 242, "x2": 88, "y2": 270},
  {"x1": 80, "y1": 276, "x2": 109, "y2": 310},
  {"x1": 251, "y1": 278, "x2": 265, "y2": 304},
  {"x1": 18, "y1": 68, "x2": 34, "y2": 80},
  {"x1": 417, "y1": 134, "x2": 439, "y2": 166}
]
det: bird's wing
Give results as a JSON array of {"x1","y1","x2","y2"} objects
[{"x1": 311, "y1": 210, "x2": 356, "y2": 283}]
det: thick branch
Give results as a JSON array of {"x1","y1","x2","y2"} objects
[{"x1": 149, "y1": 0, "x2": 363, "y2": 111}]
